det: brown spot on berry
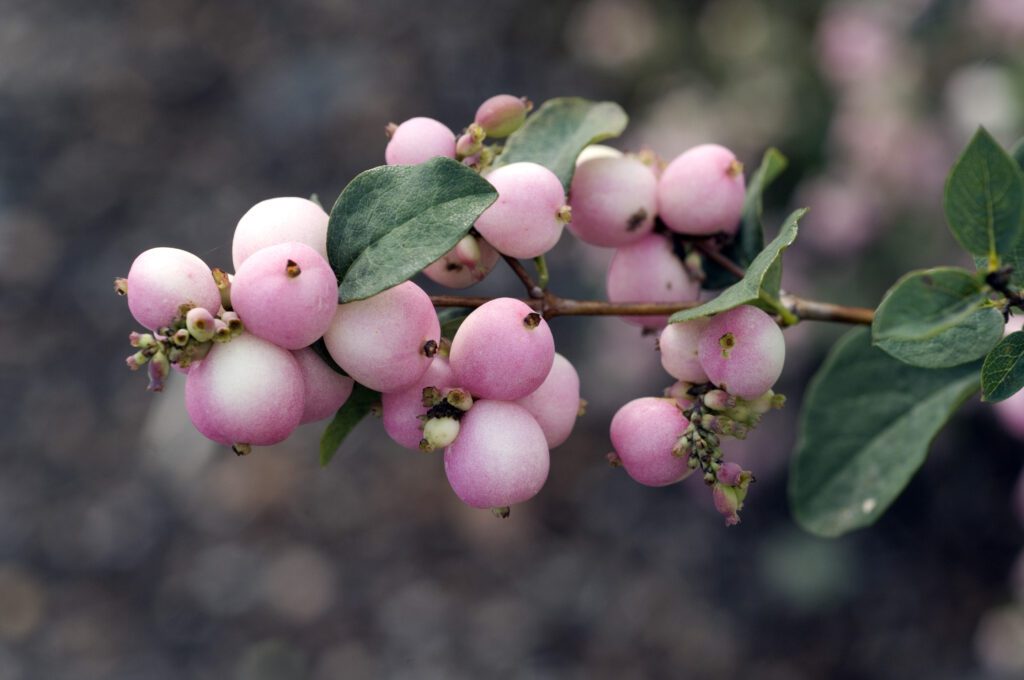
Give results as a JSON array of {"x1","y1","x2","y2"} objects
[
  {"x1": 523, "y1": 312, "x2": 542, "y2": 329},
  {"x1": 719, "y1": 332, "x2": 736, "y2": 358},
  {"x1": 627, "y1": 209, "x2": 648, "y2": 231}
]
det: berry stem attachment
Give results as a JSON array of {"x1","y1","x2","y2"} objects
[{"x1": 533, "y1": 255, "x2": 550, "y2": 291}]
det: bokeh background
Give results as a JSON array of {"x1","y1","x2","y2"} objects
[{"x1": 4, "y1": 0, "x2": 1024, "y2": 677}]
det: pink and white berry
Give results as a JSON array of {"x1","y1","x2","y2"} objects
[
  {"x1": 443, "y1": 400, "x2": 550, "y2": 509},
  {"x1": 568, "y1": 156, "x2": 657, "y2": 248},
  {"x1": 292, "y1": 347, "x2": 354, "y2": 424},
  {"x1": 610, "y1": 397, "x2": 692, "y2": 487},
  {"x1": 422, "y1": 234, "x2": 500, "y2": 289},
  {"x1": 323, "y1": 281, "x2": 440, "y2": 393},
  {"x1": 385, "y1": 117, "x2": 457, "y2": 166},
  {"x1": 516, "y1": 353, "x2": 581, "y2": 448},
  {"x1": 658, "y1": 144, "x2": 746, "y2": 236},
  {"x1": 474, "y1": 94, "x2": 529, "y2": 138},
  {"x1": 126, "y1": 247, "x2": 221, "y2": 331},
  {"x1": 605, "y1": 233, "x2": 700, "y2": 329},
  {"x1": 230, "y1": 242, "x2": 337, "y2": 350},
  {"x1": 449, "y1": 297, "x2": 555, "y2": 401},
  {"x1": 575, "y1": 144, "x2": 623, "y2": 166},
  {"x1": 474, "y1": 162, "x2": 568, "y2": 259},
  {"x1": 697, "y1": 305, "x2": 785, "y2": 399},
  {"x1": 185, "y1": 333, "x2": 305, "y2": 447},
  {"x1": 231, "y1": 197, "x2": 329, "y2": 270},
  {"x1": 659, "y1": 318, "x2": 711, "y2": 383},
  {"x1": 381, "y1": 356, "x2": 455, "y2": 449}
]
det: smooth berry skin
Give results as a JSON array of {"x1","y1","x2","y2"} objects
[
  {"x1": 126, "y1": 247, "x2": 221, "y2": 331},
  {"x1": 449, "y1": 297, "x2": 555, "y2": 401},
  {"x1": 232, "y1": 197, "x2": 329, "y2": 271},
  {"x1": 385, "y1": 117, "x2": 457, "y2": 166},
  {"x1": 575, "y1": 144, "x2": 623, "y2": 166},
  {"x1": 697, "y1": 305, "x2": 785, "y2": 399},
  {"x1": 422, "y1": 234, "x2": 500, "y2": 289},
  {"x1": 610, "y1": 397, "x2": 692, "y2": 487},
  {"x1": 660, "y1": 318, "x2": 710, "y2": 383},
  {"x1": 474, "y1": 162, "x2": 566, "y2": 259},
  {"x1": 381, "y1": 357, "x2": 455, "y2": 449},
  {"x1": 185, "y1": 333, "x2": 304, "y2": 447},
  {"x1": 443, "y1": 400, "x2": 550, "y2": 509},
  {"x1": 230, "y1": 242, "x2": 337, "y2": 350},
  {"x1": 516, "y1": 353, "x2": 581, "y2": 448},
  {"x1": 292, "y1": 348, "x2": 354, "y2": 425},
  {"x1": 323, "y1": 281, "x2": 440, "y2": 394},
  {"x1": 658, "y1": 144, "x2": 746, "y2": 236},
  {"x1": 569, "y1": 156, "x2": 657, "y2": 248},
  {"x1": 606, "y1": 234, "x2": 700, "y2": 328},
  {"x1": 474, "y1": 94, "x2": 528, "y2": 138}
]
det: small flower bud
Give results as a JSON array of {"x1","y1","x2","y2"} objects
[
  {"x1": 186, "y1": 307, "x2": 216, "y2": 342},
  {"x1": 126, "y1": 351, "x2": 149, "y2": 371},
  {"x1": 212, "y1": 319, "x2": 232, "y2": 343},
  {"x1": 421, "y1": 386, "x2": 443, "y2": 407},
  {"x1": 556, "y1": 204, "x2": 573, "y2": 224},
  {"x1": 703, "y1": 389, "x2": 736, "y2": 411},
  {"x1": 147, "y1": 351, "x2": 170, "y2": 392},
  {"x1": 663, "y1": 381, "x2": 696, "y2": 409},
  {"x1": 129, "y1": 332, "x2": 156, "y2": 349},
  {"x1": 474, "y1": 94, "x2": 531, "y2": 138},
  {"x1": 491, "y1": 506, "x2": 511, "y2": 519},
  {"x1": 456, "y1": 132, "x2": 482, "y2": 159},
  {"x1": 444, "y1": 388, "x2": 473, "y2": 412},
  {"x1": 232, "y1": 443, "x2": 252, "y2": 456},
  {"x1": 220, "y1": 311, "x2": 243, "y2": 335},
  {"x1": 420, "y1": 416, "x2": 461, "y2": 452},
  {"x1": 171, "y1": 329, "x2": 190, "y2": 347},
  {"x1": 712, "y1": 463, "x2": 754, "y2": 527}
]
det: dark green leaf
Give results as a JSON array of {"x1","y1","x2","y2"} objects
[
  {"x1": 981, "y1": 331, "x2": 1024, "y2": 402},
  {"x1": 871, "y1": 267, "x2": 1003, "y2": 368},
  {"x1": 944, "y1": 127, "x2": 1024, "y2": 266},
  {"x1": 492, "y1": 97, "x2": 628, "y2": 191},
  {"x1": 310, "y1": 338, "x2": 346, "y2": 376},
  {"x1": 1011, "y1": 137, "x2": 1024, "y2": 172},
  {"x1": 703, "y1": 148, "x2": 789, "y2": 290},
  {"x1": 320, "y1": 384, "x2": 380, "y2": 467},
  {"x1": 328, "y1": 157, "x2": 497, "y2": 302},
  {"x1": 789, "y1": 327, "x2": 981, "y2": 538},
  {"x1": 437, "y1": 308, "x2": 471, "y2": 339},
  {"x1": 669, "y1": 208, "x2": 806, "y2": 323}
]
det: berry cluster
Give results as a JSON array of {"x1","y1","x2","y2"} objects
[{"x1": 115, "y1": 93, "x2": 789, "y2": 524}]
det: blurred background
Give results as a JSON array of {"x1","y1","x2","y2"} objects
[{"x1": 3, "y1": 0, "x2": 1024, "y2": 677}]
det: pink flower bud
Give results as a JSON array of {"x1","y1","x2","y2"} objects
[
  {"x1": 474, "y1": 95, "x2": 531, "y2": 138},
  {"x1": 186, "y1": 307, "x2": 216, "y2": 342}
]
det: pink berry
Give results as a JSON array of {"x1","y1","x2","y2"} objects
[
  {"x1": 381, "y1": 356, "x2": 455, "y2": 449},
  {"x1": 609, "y1": 397, "x2": 692, "y2": 487},
  {"x1": 474, "y1": 162, "x2": 568, "y2": 259},
  {"x1": 516, "y1": 353, "x2": 581, "y2": 448},
  {"x1": 126, "y1": 247, "x2": 221, "y2": 331},
  {"x1": 443, "y1": 400, "x2": 549, "y2": 509},
  {"x1": 659, "y1": 318, "x2": 710, "y2": 383},
  {"x1": 474, "y1": 94, "x2": 529, "y2": 138},
  {"x1": 232, "y1": 197, "x2": 329, "y2": 271},
  {"x1": 230, "y1": 242, "x2": 337, "y2": 350},
  {"x1": 568, "y1": 156, "x2": 657, "y2": 247},
  {"x1": 449, "y1": 297, "x2": 555, "y2": 401},
  {"x1": 605, "y1": 234, "x2": 700, "y2": 328},
  {"x1": 421, "y1": 234, "x2": 500, "y2": 289},
  {"x1": 185, "y1": 333, "x2": 304, "y2": 447},
  {"x1": 697, "y1": 305, "x2": 785, "y2": 399},
  {"x1": 292, "y1": 348, "x2": 354, "y2": 424},
  {"x1": 323, "y1": 281, "x2": 440, "y2": 393},
  {"x1": 385, "y1": 117, "x2": 457, "y2": 165},
  {"x1": 658, "y1": 144, "x2": 746, "y2": 236}
]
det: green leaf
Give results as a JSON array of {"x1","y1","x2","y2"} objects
[
  {"x1": 789, "y1": 327, "x2": 981, "y2": 538},
  {"x1": 703, "y1": 148, "x2": 789, "y2": 290},
  {"x1": 669, "y1": 208, "x2": 806, "y2": 323},
  {"x1": 328, "y1": 157, "x2": 497, "y2": 302},
  {"x1": 437, "y1": 308, "x2": 471, "y2": 340},
  {"x1": 492, "y1": 97, "x2": 628, "y2": 191},
  {"x1": 871, "y1": 267, "x2": 1003, "y2": 368},
  {"x1": 944, "y1": 127, "x2": 1024, "y2": 266},
  {"x1": 981, "y1": 331, "x2": 1024, "y2": 402},
  {"x1": 1011, "y1": 137, "x2": 1024, "y2": 171},
  {"x1": 320, "y1": 384, "x2": 381, "y2": 467}
]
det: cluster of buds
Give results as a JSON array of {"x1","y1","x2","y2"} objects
[{"x1": 418, "y1": 386, "x2": 474, "y2": 452}]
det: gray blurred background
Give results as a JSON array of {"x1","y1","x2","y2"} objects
[{"x1": 4, "y1": 0, "x2": 1024, "y2": 678}]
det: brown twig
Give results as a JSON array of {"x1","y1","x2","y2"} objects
[
  {"x1": 429, "y1": 293, "x2": 874, "y2": 325},
  {"x1": 501, "y1": 255, "x2": 543, "y2": 299},
  {"x1": 692, "y1": 240, "x2": 747, "y2": 280}
]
